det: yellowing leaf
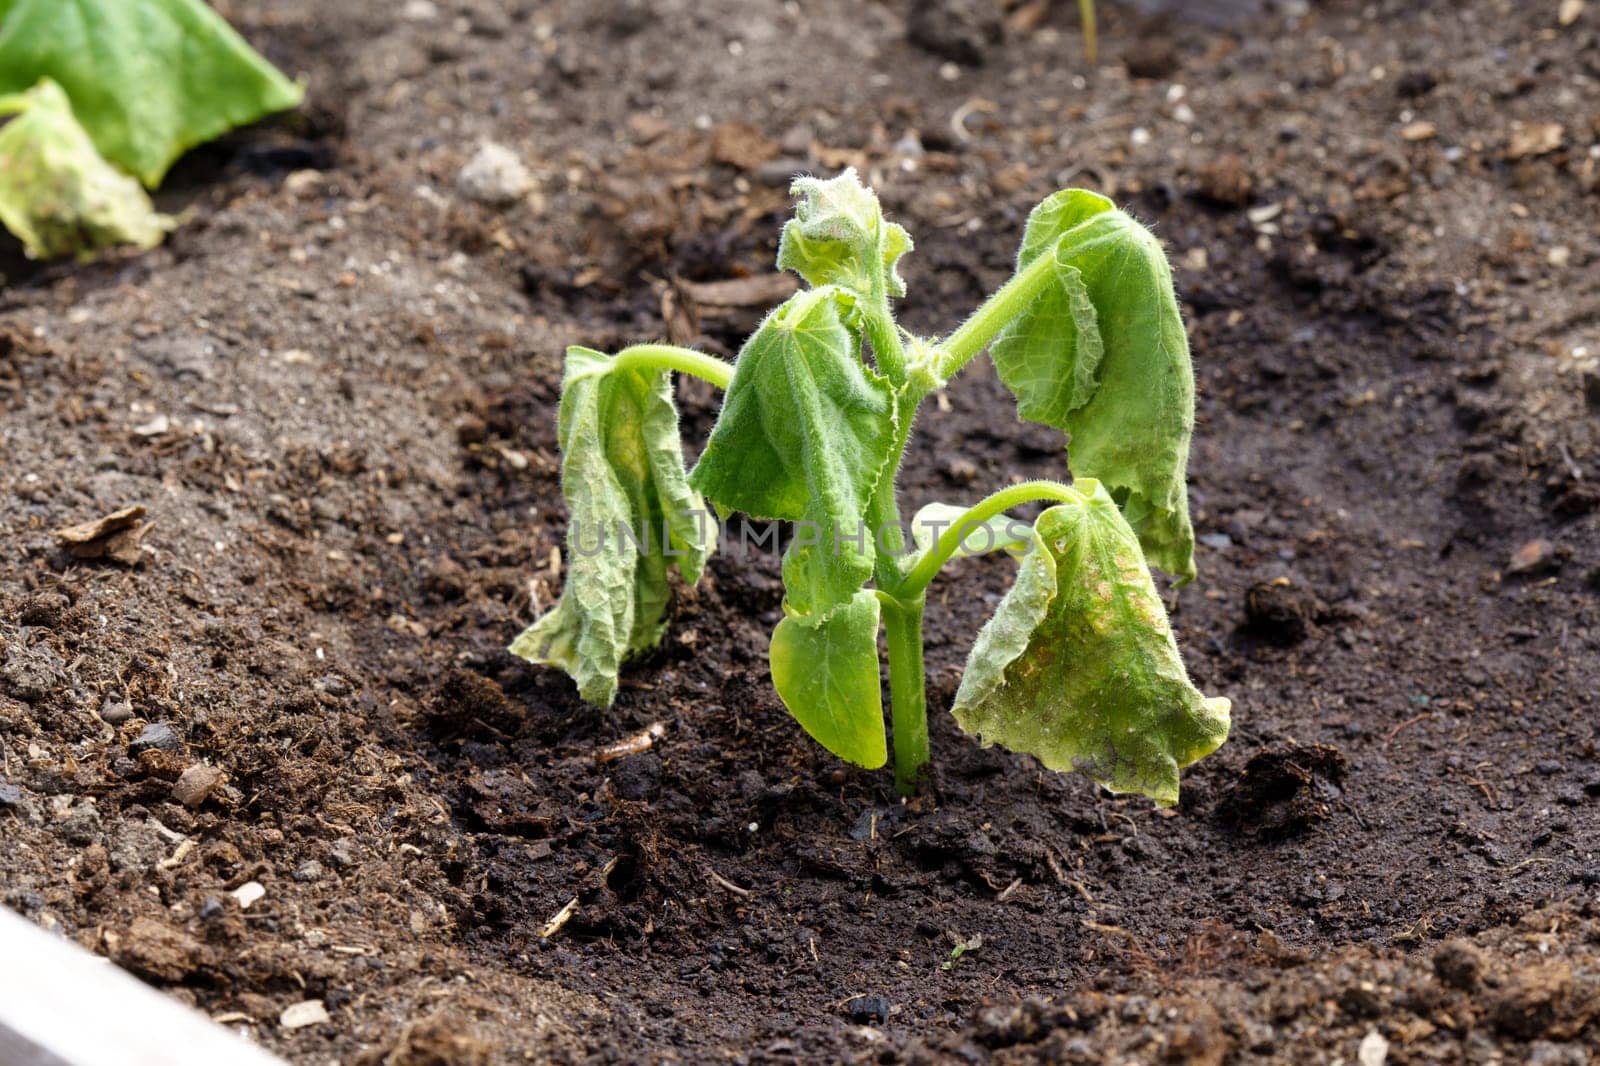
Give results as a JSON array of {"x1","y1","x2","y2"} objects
[
  {"x1": 992, "y1": 190, "x2": 1198, "y2": 583},
  {"x1": 777, "y1": 168, "x2": 914, "y2": 298},
  {"x1": 0, "y1": 79, "x2": 171, "y2": 260},
  {"x1": 952, "y1": 479, "x2": 1229, "y2": 806},
  {"x1": 770, "y1": 590, "x2": 885, "y2": 768},
  {"x1": 690, "y1": 288, "x2": 896, "y2": 619},
  {"x1": 510, "y1": 348, "x2": 715, "y2": 706},
  {"x1": 0, "y1": 0, "x2": 304, "y2": 187}
]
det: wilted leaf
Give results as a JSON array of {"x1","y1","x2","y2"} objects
[
  {"x1": 510, "y1": 347, "x2": 715, "y2": 706},
  {"x1": 777, "y1": 168, "x2": 914, "y2": 298},
  {"x1": 0, "y1": 0, "x2": 304, "y2": 187},
  {"x1": 910, "y1": 502, "x2": 1030, "y2": 560},
  {"x1": 0, "y1": 79, "x2": 171, "y2": 259},
  {"x1": 770, "y1": 590, "x2": 885, "y2": 768},
  {"x1": 952, "y1": 479, "x2": 1229, "y2": 806},
  {"x1": 690, "y1": 288, "x2": 896, "y2": 618},
  {"x1": 991, "y1": 189, "x2": 1198, "y2": 582}
]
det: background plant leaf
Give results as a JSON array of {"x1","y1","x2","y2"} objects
[
  {"x1": 991, "y1": 189, "x2": 1198, "y2": 582},
  {"x1": 0, "y1": 79, "x2": 172, "y2": 259},
  {"x1": 0, "y1": 0, "x2": 304, "y2": 187},
  {"x1": 690, "y1": 288, "x2": 895, "y2": 618},
  {"x1": 511, "y1": 348, "x2": 715, "y2": 706},
  {"x1": 910, "y1": 502, "x2": 1030, "y2": 560},
  {"x1": 770, "y1": 590, "x2": 886, "y2": 768},
  {"x1": 951, "y1": 479, "x2": 1229, "y2": 806}
]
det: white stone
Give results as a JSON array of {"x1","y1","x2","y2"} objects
[
  {"x1": 279, "y1": 999, "x2": 330, "y2": 1030},
  {"x1": 456, "y1": 143, "x2": 531, "y2": 207}
]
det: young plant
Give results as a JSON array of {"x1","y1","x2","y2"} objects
[{"x1": 513, "y1": 170, "x2": 1230, "y2": 806}]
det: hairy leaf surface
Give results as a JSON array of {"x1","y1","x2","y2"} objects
[
  {"x1": 952, "y1": 479, "x2": 1229, "y2": 806},
  {"x1": 510, "y1": 348, "x2": 714, "y2": 705},
  {"x1": 690, "y1": 288, "x2": 895, "y2": 618},
  {"x1": 0, "y1": 79, "x2": 171, "y2": 259},
  {"x1": 0, "y1": 0, "x2": 303, "y2": 186},
  {"x1": 991, "y1": 189, "x2": 1198, "y2": 582},
  {"x1": 770, "y1": 591, "x2": 885, "y2": 768},
  {"x1": 777, "y1": 168, "x2": 913, "y2": 298}
]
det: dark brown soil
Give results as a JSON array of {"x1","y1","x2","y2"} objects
[{"x1": 3, "y1": 0, "x2": 1599, "y2": 1062}]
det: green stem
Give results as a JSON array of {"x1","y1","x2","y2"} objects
[
  {"x1": 863, "y1": 287, "x2": 907, "y2": 384},
  {"x1": 937, "y1": 244, "x2": 1060, "y2": 380},
  {"x1": 1079, "y1": 0, "x2": 1098, "y2": 64},
  {"x1": 897, "y1": 479, "x2": 1078, "y2": 598},
  {"x1": 612, "y1": 344, "x2": 734, "y2": 390},
  {"x1": 865, "y1": 388, "x2": 923, "y2": 587},
  {"x1": 880, "y1": 593, "x2": 929, "y2": 796}
]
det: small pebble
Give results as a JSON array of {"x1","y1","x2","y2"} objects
[
  {"x1": 129, "y1": 722, "x2": 182, "y2": 757},
  {"x1": 99, "y1": 698, "x2": 134, "y2": 724},
  {"x1": 456, "y1": 143, "x2": 531, "y2": 206},
  {"x1": 171, "y1": 764, "x2": 225, "y2": 808},
  {"x1": 279, "y1": 999, "x2": 330, "y2": 1030},
  {"x1": 292, "y1": 860, "x2": 325, "y2": 883},
  {"x1": 231, "y1": 881, "x2": 266, "y2": 909}
]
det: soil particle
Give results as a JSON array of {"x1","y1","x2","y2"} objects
[
  {"x1": 1217, "y1": 744, "x2": 1347, "y2": 839},
  {"x1": 354, "y1": 1011, "x2": 495, "y2": 1066},
  {"x1": 1242, "y1": 578, "x2": 1319, "y2": 645},
  {"x1": 1488, "y1": 962, "x2": 1576, "y2": 1039},
  {"x1": 114, "y1": 916, "x2": 206, "y2": 983},
  {"x1": 905, "y1": 0, "x2": 1003, "y2": 65},
  {"x1": 1434, "y1": 939, "x2": 1486, "y2": 991},
  {"x1": 128, "y1": 722, "x2": 183, "y2": 758}
]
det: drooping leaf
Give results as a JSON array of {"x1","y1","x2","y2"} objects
[
  {"x1": 990, "y1": 189, "x2": 1198, "y2": 583},
  {"x1": 0, "y1": 0, "x2": 304, "y2": 187},
  {"x1": 990, "y1": 260, "x2": 1103, "y2": 425},
  {"x1": 910, "y1": 502, "x2": 1030, "y2": 561},
  {"x1": 770, "y1": 590, "x2": 885, "y2": 768},
  {"x1": 0, "y1": 79, "x2": 172, "y2": 260},
  {"x1": 511, "y1": 347, "x2": 715, "y2": 706},
  {"x1": 777, "y1": 168, "x2": 914, "y2": 298},
  {"x1": 951, "y1": 479, "x2": 1229, "y2": 806},
  {"x1": 690, "y1": 288, "x2": 896, "y2": 618}
]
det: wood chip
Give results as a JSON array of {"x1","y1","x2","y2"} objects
[
  {"x1": 595, "y1": 722, "x2": 666, "y2": 764},
  {"x1": 279, "y1": 999, "x2": 329, "y2": 1030},
  {"x1": 1505, "y1": 122, "x2": 1565, "y2": 160},
  {"x1": 677, "y1": 273, "x2": 797, "y2": 308},
  {"x1": 54, "y1": 505, "x2": 149, "y2": 564},
  {"x1": 710, "y1": 122, "x2": 779, "y2": 171}
]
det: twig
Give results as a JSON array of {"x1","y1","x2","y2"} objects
[
  {"x1": 704, "y1": 866, "x2": 753, "y2": 898},
  {"x1": 538, "y1": 897, "x2": 578, "y2": 939},
  {"x1": 1383, "y1": 712, "x2": 1433, "y2": 749}
]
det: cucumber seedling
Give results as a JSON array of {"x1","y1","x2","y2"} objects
[{"x1": 513, "y1": 170, "x2": 1229, "y2": 805}]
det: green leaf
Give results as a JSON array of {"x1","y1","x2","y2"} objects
[
  {"x1": 910, "y1": 502, "x2": 1030, "y2": 560},
  {"x1": 510, "y1": 347, "x2": 715, "y2": 705},
  {"x1": 951, "y1": 479, "x2": 1229, "y2": 807},
  {"x1": 777, "y1": 168, "x2": 914, "y2": 298},
  {"x1": 0, "y1": 0, "x2": 304, "y2": 187},
  {"x1": 770, "y1": 591, "x2": 885, "y2": 768},
  {"x1": 690, "y1": 288, "x2": 896, "y2": 618},
  {"x1": 991, "y1": 189, "x2": 1198, "y2": 583},
  {"x1": 0, "y1": 79, "x2": 172, "y2": 260}
]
